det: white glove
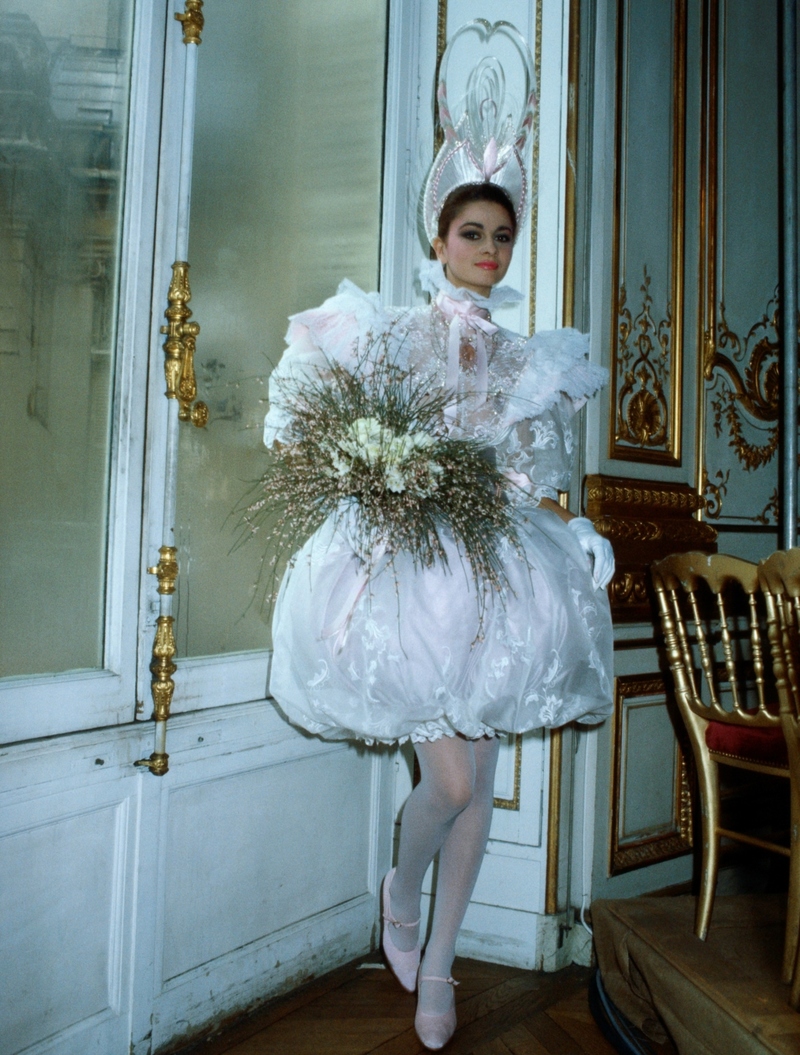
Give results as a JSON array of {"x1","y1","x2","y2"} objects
[{"x1": 567, "y1": 517, "x2": 615, "y2": 590}]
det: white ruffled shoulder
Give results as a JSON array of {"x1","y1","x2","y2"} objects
[
  {"x1": 505, "y1": 328, "x2": 608, "y2": 422},
  {"x1": 285, "y1": 279, "x2": 392, "y2": 366}
]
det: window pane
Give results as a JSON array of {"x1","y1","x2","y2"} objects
[
  {"x1": 0, "y1": 1, "x2": 132, "y2": 677},
  {"x1": 175, "y1": 0, "x2": 387, "y2": 657}
]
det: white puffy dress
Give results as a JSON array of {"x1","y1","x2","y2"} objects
[{"x1": 264, "y1": 263, "x2": 613, "y2": 744}]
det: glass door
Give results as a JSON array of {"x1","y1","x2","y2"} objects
[
  {"x1": 0, "y1": 0, "x2": 389, "y2": 751},
  {"x1": 142, "y1": 0, "x2": 388, "y2": 727},
  {"x1": 0, "y1": 0, "x2": 153, "y2": 743}
]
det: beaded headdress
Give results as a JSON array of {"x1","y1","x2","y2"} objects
[{"x1": 423, "y1": 19, "x2": 537, "y2": 246}]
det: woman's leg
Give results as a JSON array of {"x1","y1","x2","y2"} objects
[
  {"x1": 388, "y1": 736, "x2": 479, "y2": 953},
  {"x1": 417, "y1": 735, "x2": 500, "y2": 1014}
]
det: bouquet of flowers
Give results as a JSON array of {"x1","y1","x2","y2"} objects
[{"x1": 241, "y1": 340, "x2": 523, "y2": 612}]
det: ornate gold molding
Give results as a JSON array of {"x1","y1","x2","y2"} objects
[
  {"x1": 609, "y1": 0, "x2": 686, "y2": 466},
  {"x1": 704, "y1": 470, "x2": 780, "y2": 525},
  {"x1": 695, "y1": 0, "x2": 719, "y2": 507},
  {"x1": 707, "y1": 295, "x2": 780, "y2": 470},
  {"x1": 586, "y1": 477, "x2": 705, "y2": 517},
  {"x1": 593, "y1": 518, "x2": 716, "y2": 548},
  {"x1": 562, "y1": 0, "x2": 580, "y2": 328},
  {"x1": 614, "y1": 268, "x2": 672, "y2": 451},
  {"x1": 701, "y1": 467, "x2": 729, "y2": 518},
  {"x1": 757, "y1": 489, "x2": 780, "y2": 525},
  {"x1": 585, "y1": 473, "x2": 716, "y2": 622},
  {"x1": 545, "y1": 0, "x2": 575, "y2": 918},
  {"x1": 545, "y1": 727, "x2": 562, "y2": 914},
  {"x1": 697, "y1": 2, "x2": 782, "y2": 513},
  {"x1": 607, "y1": 571, "x2": 650, "y2": 612},
  {"x1": 175, "y1": 0, "x2": 204, "y2": 45},
  {"x1": 493, "y1": 734, "x2": 522, "y2": 810},
  {"x1": 609, "y1": 673, "x2": 693, "y2": 876}
]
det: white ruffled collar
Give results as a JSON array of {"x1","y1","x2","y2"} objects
[{"x1": 417, "y1": 259, "x2": 524, "y2": 311}]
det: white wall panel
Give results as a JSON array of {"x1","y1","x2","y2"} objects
[
  {"x1": 161, "y1": 750, "x2": 373, "y2": 982},
  {"x1": 0, "y1": 760, "x2": 140, "y2": 1055}
]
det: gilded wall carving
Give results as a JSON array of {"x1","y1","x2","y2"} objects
[
  {"x1": 586, "y1": 474, "x2": 716, "y2": 623},
  {"x1": 614, "y1": 267, "x2": 672, "y2": 452},
  {"x1": 703, "y1": 294, "x2": 780, "y2": 522}
]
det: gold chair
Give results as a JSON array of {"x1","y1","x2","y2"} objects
[
  {"x1": 651, "y1": 552, "x2": 791, "y2": 967},
  {"x1": 757, "y1": 548, "x2": 800, "y2": 1005}
]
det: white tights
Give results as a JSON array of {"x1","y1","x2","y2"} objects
[{"x1": 389, "y1": 735, "x2": 500, "y2": 1013}]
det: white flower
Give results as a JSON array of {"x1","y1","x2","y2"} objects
[
  {"x1": 385, "y1": 465, "x2": 407, "y2": 493},
  {"x1": 386, "y1": 435, "x2": 411, "y2": 464},
  {"x1": 409, "y1": 429, "x2": 436, "y2": 451},
  {"x1": 335, "y1": 418, "x2": 438, "y2": 474},
  {"x1": 329, "y1": 450, "x2": 351, "y2": 477},
  {"x1": 338, "y1": 417, "x2": 394, "y2": 464}
]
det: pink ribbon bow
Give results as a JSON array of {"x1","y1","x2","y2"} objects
[{"x1": 434, "y1": 291, "x2": 498, "y2": 428}]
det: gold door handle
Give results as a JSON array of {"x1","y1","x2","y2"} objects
[{"x1": 159, "y1": 261, "x2": 209, "y2": 427}]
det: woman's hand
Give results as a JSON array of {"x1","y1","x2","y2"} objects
[
  {"x1": 535, "y1": 498, "x2": 614, "y2": 589},
  {"x1": 566, "y1": 517, "x2": 615, "y2": 590}
]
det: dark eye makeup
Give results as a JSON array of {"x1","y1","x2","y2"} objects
[{"x1": 458, "y1": 224, "x2": 513, "y2": 242}]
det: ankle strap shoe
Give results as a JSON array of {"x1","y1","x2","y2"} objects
[
  {"x1": 415, "y1": 974, "x2": 458, "y2": 1050},
  {"x1": 381, "y1": 868, "x2": 421, "y2": 993}
]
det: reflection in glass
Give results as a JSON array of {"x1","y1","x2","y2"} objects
[
  {"x1": 0, "y1": 1, "x2": 132, "y2": 677},
  {"x1": 175, "y1": 0, "x2": 387, "y2": 657}
]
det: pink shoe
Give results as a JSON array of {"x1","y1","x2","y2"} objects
[
  {"x1": 381, "y1": 868, "x2": 420, "y2": 992},
  {"x1": 415, "y1": 974, "x2": 459, "y2": 1050}
]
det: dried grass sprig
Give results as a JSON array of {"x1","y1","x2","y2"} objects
[{"x1": 238, "y1": 334, "x2": 524, "y2": 620}]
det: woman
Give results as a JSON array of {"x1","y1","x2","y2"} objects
[{"x1": 264, "y1": 23, "x2": 614, "y2": 1051}]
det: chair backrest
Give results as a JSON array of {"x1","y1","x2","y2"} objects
[
  {"x1": 651, "y1": 551, "x2": 779, "y2": 729},
  {"x1": 758, "y1": 549, "x2": 800, "y2": 729}
]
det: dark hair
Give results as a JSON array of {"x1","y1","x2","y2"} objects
[{"x1": 436, "y1": 183, "x2": 517, "y2": 240}]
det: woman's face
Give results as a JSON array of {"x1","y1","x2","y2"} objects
[{"x1": 432, "y1": 200, "x2": 514, "y2": 297}]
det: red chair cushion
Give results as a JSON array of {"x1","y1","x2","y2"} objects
[{"x1": 705, "y1": 721, "x2": 788, "y2": 767}]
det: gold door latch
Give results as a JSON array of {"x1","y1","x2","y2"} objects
[
  {"x1": 135, "y1": 546, "x2": 179, "y2": 776},
  {"x1": 175, "y1": 0, "x2": 204, "y2": 45},
  {"x1": 160, "y1": 260, "x2": 209, "y2": 427}
]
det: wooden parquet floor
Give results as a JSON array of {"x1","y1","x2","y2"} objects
[{"x1": 174, "y1": 956, "x2": 679, "y2": 1055}]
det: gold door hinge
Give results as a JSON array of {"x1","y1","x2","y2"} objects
[
  {"x1": 175, "y1": 0, "x2": 204, "y2": 45},
  {"x1": 160, "y1": 261, "x2": 209, "y2": 428}
]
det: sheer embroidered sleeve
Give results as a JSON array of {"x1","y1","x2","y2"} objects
[
  {"x1": 495, "y1": 396, "x2": 575, "y2": 504},
  {"x1": 492, "y1": 327, "x2": 606, "y2": 503}
]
